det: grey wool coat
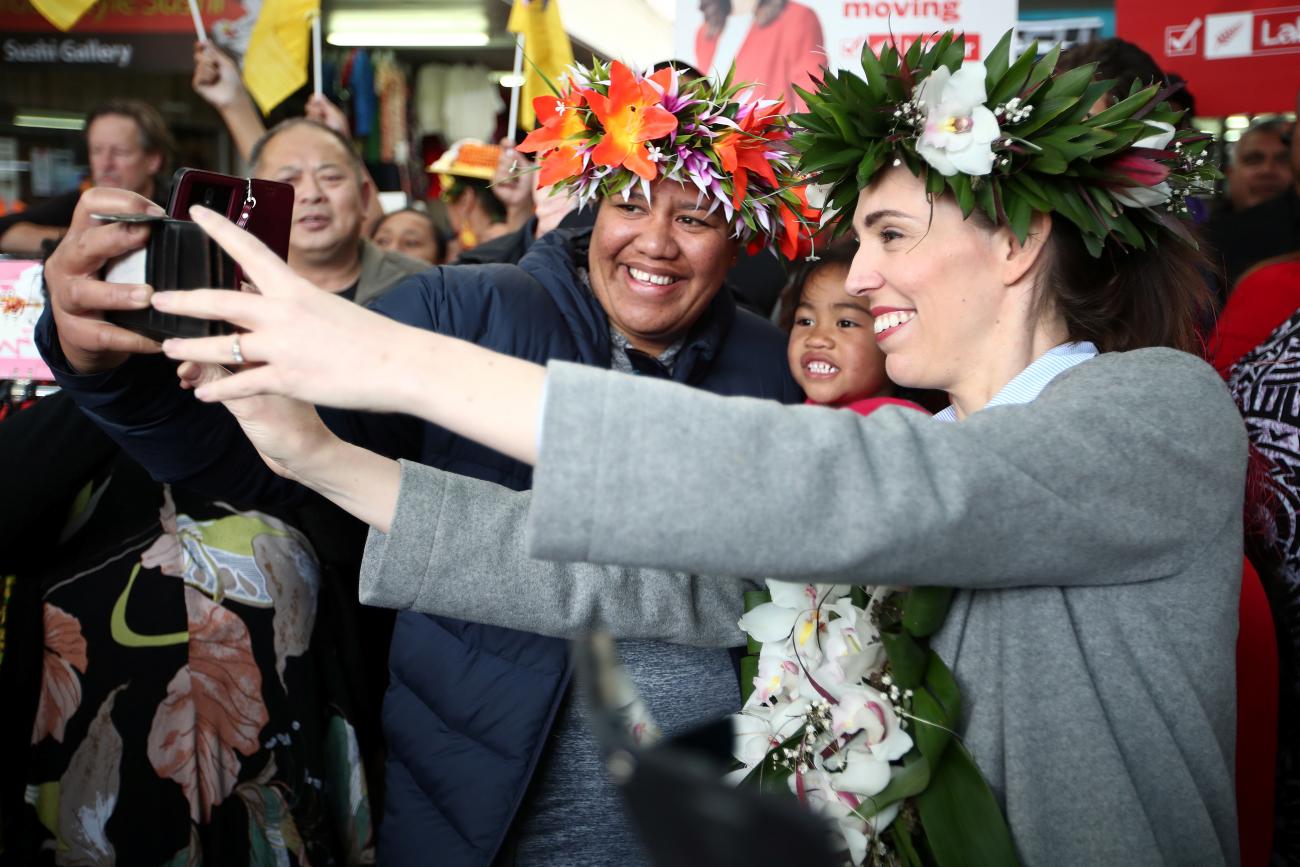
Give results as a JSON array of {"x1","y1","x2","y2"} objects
[
  {"x1": 360, "y1": 460, "x2": 754, "y2": 646},
  {"x1": 522, "y1": 348, "x2": 1247, "y2": 867}
]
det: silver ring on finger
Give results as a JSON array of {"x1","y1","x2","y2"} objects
[{"x1": 231, "y1": 332, "x2": 245, "y2": 365}]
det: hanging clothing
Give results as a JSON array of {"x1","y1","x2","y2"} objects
[{"x1": 415, "y1": 64, "x2": 503, "y2": 143}]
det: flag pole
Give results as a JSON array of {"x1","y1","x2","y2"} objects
[
  {"x1": 186, "y1": 0, "x2": 207, "y2": 42},
  {"x1": 507, "y1": 33, "x2": 525, "y2": 143},
  {"x1": 310, "y1": 10, "x2": 323, "y2": 96}
]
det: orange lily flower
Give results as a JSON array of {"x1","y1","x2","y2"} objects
[
  {"x1": 518, "y1": 87, "x2": 590, "y2": 187},
  {"x1": 776, "y1": 186, "x2": 819, "y2": 261},
  {"x1": 584, "y1": 61, "x2": 678, "y2": 181},
  {"x1": 715, "y1": 101, "x2": 787, "y2": 209}
]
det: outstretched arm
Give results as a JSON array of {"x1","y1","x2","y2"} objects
[
  {"x1": 362, "y1": 459, "x2": 753, "y2": 645},
  {"x1": 173, "y1": 361, "x2": 750, "y2": 645}
]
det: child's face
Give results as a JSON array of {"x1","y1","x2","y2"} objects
[{"x1": 788, "y1": 264, "x2": 891, "y2": 405}]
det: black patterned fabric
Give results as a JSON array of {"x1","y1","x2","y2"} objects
[
  {"x1": 0, "y1": 392, "x2": 384, "y2": 867},
  {"x1": 1229, "y1": 308, "x2": 1300, "y2": 866}
]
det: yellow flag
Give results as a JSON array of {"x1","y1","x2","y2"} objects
[
  {"x1": 29, "y1": 0, "x2": 97, "y2": 31},
  {"x1": 242, "y1": 0, "x2": 320, "y2": 115},
  {"x1": 506, "y1": 0, "x2": 574, "y2": 130}
]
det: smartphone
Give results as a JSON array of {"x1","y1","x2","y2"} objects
[{"x1": 104, "y1": 168, "x2": 293, "y2": 340}]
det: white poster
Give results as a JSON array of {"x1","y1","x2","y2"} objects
[{"x1": 674, "y1": 0, "x2": 1018, "y2": 109}]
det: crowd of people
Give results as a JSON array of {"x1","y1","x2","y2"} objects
[{"x1": 1, "y1": 29, "x2": 1299, "y2": 867}]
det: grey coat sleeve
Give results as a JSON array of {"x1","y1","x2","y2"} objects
[
  {"x1": 526, "y1": 349, "x2": 1247, "y2": 589},
  {"x1": 359, "y1": 460, "x2": 754, "y2": 646}
]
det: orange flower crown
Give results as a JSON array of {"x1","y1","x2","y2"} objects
[{"x1": 518, "y1": 59, "x2": 817, "y2": 260}]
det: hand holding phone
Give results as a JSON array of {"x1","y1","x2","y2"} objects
[
  {"x1": 42, "y1": 188, "x2": 167, "y2": 374},
  {"x1": 104, "y1": 168, "x2": 293, "y2": 341}
]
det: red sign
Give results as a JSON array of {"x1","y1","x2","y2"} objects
[
  {"x1": 0, "y1": 0, "x2": 248, "y2": 33},
  {"x1": 855, "y1": 32, "x2": 981, "y2": 61},
  {"x1": 1117, "y1": 0, "x2": 1300, "y2": 115}
]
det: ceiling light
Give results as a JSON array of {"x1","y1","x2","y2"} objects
[
  {"x1": 326, "y1": 8, "x2": 488, "y2": 47},
  {"x1": 326, "y1": 31, "x2": 489, "y2": 47}
]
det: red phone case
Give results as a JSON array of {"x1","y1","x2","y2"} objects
[{"x1": 167, "y1": 168, "x2": 294, "y2": 286}]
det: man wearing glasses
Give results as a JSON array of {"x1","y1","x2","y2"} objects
[{"x1": 0, "y1": 99, "x2": 175, "y2": 256}]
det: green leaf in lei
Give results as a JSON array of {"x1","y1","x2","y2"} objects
[
  {"x1": 900, "y1": 587, "x2": 953, "y2": 637},
  {"x1": 916, "y1": 741, "x2": 1020, "y2": 867},
  {"x1": 858, "y1": 752, "x2": 931, "y2": 819}
]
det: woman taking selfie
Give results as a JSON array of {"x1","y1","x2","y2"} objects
[{"x1": 50, "y1": 34, "x2": 1242, "y2": 866}]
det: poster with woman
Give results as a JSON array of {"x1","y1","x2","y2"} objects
[{"x1": 674, "y1": 0, "x2": 1017, "y2": 110}]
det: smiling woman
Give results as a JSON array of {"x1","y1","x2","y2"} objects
[{"x1": 588, "y1": 183, "x2": 738, "y2": 355}]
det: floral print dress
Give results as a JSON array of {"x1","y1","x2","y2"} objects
[{"x1": 19, "y1": 448, "x2": 376, "y2": 867}]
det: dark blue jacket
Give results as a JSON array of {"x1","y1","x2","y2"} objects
[{"x1": 36, "y1": 228, "x2": 801, "y2": 866}]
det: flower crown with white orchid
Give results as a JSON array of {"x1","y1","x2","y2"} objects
[
  {"x1": 794, "y1": 31, "x2": 1218, "y2": 257},
  {"x1": 517, "y1": 59, "x2": 816, "y2": 260}
]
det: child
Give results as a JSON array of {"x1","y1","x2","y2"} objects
[{"x1": 779, "y1": 242, "x2": 931, "y2": 414}]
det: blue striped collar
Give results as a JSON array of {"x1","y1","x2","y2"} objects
[{"x1": 934, "y1": 341, "x2": 1099, "y2": 422}]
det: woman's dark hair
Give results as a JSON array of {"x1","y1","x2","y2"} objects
[
  {"x1": 85, "y1": 99, "x2": 176, "y2": 179},
  {"x1": 1037, "y1": 218, "x2": 1213, "y2": 354},
  {"x1": 776, "y1": 241, "x2": 858, "y2": 332},
  {"x1": 441, "y1": 176, "x2": 507, "y2": 223},
  {"x1": 700, "y1": 0, "x2": 786, "y2": 39},
  {"x1": 1059, "y1": 38, "x2": 1197, "y2": 117},
  {"x1": 373, "y1": 207, "x2": 446, "y2": 263}
]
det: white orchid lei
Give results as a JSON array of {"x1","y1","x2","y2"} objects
[
  {"x1": 730, "y1": 581, "x2": 1018, "y2": 867},
  {"x1": 795, "y1": 31, "x2": 1218, "y2": 257}
]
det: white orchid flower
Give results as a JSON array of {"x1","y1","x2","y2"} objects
[
  {"x1": 1110, "y1": 183, "x2": 1173, "y2": 208},
  {"x1": 820, "y1": 597, "x2": 884, "y2": 686},
  {"x1": 829, "y1": 748, "x2": 893, "y2": 798},
  {"x1": 831, "y1": 684, "x2": 913, "y2": 761},
  {"x1": 733, "y1": 710, "x2": 778, "y2": 767},
  {"x1": 1132, "y1": 119, "x2": 1176, "y2": 150},
  {"x1": 750, "y1": 641, "x2": 803, "y2": 704},
  {"x1": 914, "y1": 62, "x2": 1001, "y2": 177},
  {"x1": 739, "y1": 581, "x2": 851, "y2": 667},
  {"x1": 791, "y1": 768, "x2": 899, "y2": 865}
]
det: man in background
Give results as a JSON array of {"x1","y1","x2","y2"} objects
[
  {"x1": 1209, "y1": 98, "x2": 1300, "y2": 292},
  {"x1": 245, "y1": 118, "x2": 425, "y2": 304},
  {"x1": 1224, "y1": 119, "x2": 1294, "y2": 214},
  {"x1": 0, "y1": 100, "x2": 174, "y2": 255}
]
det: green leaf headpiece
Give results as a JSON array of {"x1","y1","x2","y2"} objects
[{"x1": 793, "y1": 31, "x2": 1218, "y2": 257}]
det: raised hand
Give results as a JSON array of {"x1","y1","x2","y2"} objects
[
  {"x1": 44, "y1": 188, "x2": 165, "y2": 373},
  {"x1": 154, "y1": 205, "x2": 420, "y2": 413},
  {"x1": 305, "y1": 93, "x2": 351, "y2": 138},
  {"x1": 162, "y1": 204, "x2": 548, "y2": 467},
  {"x1": 191, "y1": 41, "x2": 245, "y2": 110},
  {"x1": 491, "y1": 137, "x2": 534, "y2": 213}
]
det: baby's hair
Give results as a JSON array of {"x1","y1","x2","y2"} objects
[{"x1": 776, "y1": 240, "x2": 859, "y2": 332}]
